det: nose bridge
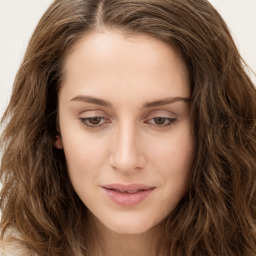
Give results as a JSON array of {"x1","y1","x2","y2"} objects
[{"x1": 109, "y1": 120, "x2": 145, "y2": 173}]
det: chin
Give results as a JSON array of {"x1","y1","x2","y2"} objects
[{"x1": 103, "y1": 216, "x2": 159, "y2": 235}]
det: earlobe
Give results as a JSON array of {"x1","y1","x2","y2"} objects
[{"x1": 54, "y1": 134, "x2": 63, "y2": 149}]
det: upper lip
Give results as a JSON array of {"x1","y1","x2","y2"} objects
[{"x1": 102, "y1": 183, "x2": 155, "y2": 192}]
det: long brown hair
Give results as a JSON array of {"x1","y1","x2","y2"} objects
[{"x1": 1, "y1": 0, "x2": 256, "y2": 255}]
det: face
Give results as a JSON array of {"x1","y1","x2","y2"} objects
[{"x1": 56, "y1": 30, "x2": 194, "y2": 235}]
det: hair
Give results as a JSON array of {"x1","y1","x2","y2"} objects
[{"x1": 1, "y1": 0, "x2": 256, "y2": 255}]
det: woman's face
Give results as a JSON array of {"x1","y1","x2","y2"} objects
[{"x1": 56, "y1": 30, "x2": 194, "y2": 234}]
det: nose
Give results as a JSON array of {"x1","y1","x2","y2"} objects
[{"x1": 109, "y1": 123, "x2": 146, "y2": 174}]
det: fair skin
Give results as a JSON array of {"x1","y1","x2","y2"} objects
[{"x1": 55, "y1": 30, "x2": 194, "y2": 256}]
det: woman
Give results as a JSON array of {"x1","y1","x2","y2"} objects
[{"x1": 1, "y1": 0, "x2": 256, "y2": 255}]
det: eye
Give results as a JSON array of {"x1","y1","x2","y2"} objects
[
  {"x1": 146, "y1": 117, "x2": 177, "y2": 128},
  {"x1": 80, "y1": 116, "x2": 108, "y2": 128}
]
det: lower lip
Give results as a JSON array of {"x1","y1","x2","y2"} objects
[{"x1": 103, "y1": 187, "x2": 155, "y2": 206}]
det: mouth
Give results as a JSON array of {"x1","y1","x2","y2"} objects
[
  {"x1": 106, "y1": 188, "x2": 149, "y2": 193},
  {"x1": 102, "y1": 184, "x2": 155, "y2": 206}
]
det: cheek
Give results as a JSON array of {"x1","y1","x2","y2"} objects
[
  {"x1": 152, "y1": 131, "x2": 194, "y2": 169},
  {"x1": 63, "y1": 141, "x2": 103, "y2": 172},
  {"x1": 150, "y1": 127, "x2": 195, "y2": 191},
  {"x1": 62, "y1": 143, "x2": 102, "y2": 198},
  {"x1": 61, "y1": 131, "x2": 110, "y2": 185},
  {"x1": 156, "y1": 134, "x2": 194, "y2": 210}
]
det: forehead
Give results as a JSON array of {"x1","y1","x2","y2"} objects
[{"x1": 60, "y1": 30, "x2": 190, "y2": 101}]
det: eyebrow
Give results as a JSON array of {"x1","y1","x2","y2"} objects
[
  {"x1": 70, "y1": 95, "x2": 190, "y2": 108},
  {"x1": 143, "y1": 97, "x2": 190, "y2": 108},
  {"x1": 70, "y1": 95, "x2": 112, "y2": 107}
]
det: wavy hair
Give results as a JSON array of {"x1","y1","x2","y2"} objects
[{"x1": 1, "y1": 0, "x2": 256, "y2": 255}]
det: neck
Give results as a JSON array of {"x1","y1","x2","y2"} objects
[{"x1": 101, "y1": 230, "x2": 154, "y2": 256}]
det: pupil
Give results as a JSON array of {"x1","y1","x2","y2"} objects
[
  {"x1": 154, "y1": 117, "x2": 165, "y2": 125},
  {"x1": 90, "y1": 117, "x2": 101, "y2": 125}
]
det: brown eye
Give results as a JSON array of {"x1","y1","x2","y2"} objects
[
  {"x1": 80, "y1": 116, "x2": 107, "y2": 128},
  {"x1": 153, "y1": 117, "x2": 166, "y2": 125},
  {"x1": 146, "y1": 117, "x2": 177, "y2": 128},
  {"x1": 88, "y1": 117, "x2": 102, "y2": 125}
]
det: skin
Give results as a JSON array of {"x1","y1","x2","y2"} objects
[{"x1": 55, "y1": 30, "x2": 194, "y2": 255}]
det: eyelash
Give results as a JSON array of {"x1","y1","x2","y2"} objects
[{"x1": 79, "y1": 116, "x2": 177, "y2": 130}]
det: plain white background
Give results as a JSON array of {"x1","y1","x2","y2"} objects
[{"x1": 0, "y1": 0, "x2": 256, "y2": 122}]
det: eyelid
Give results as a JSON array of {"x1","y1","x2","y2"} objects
[
  {"x1": 145, "y1": 109, "x2": 176, "y2": 119},
  {"x1": 79, "y1": 109, "x2": 107, "y2": 116}
]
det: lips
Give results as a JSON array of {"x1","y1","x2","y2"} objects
[{"x1": 102, "y1": 183, "x2": 155, "y2": 206}]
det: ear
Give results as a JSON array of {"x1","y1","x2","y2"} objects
[{"x1": 54, "y1": 134, "x2": 63, "y2": 149}]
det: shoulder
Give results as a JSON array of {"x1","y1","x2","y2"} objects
[
  {"x1": 0, "y1": 241, "x2": 28, "y2": 256},
  {"x1": 0, "y1": 229, "x2": 35, "y2": 256}
]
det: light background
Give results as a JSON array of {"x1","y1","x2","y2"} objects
[{"x1": 0, "y1": 0, "x2": 256, "y2": 122}]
